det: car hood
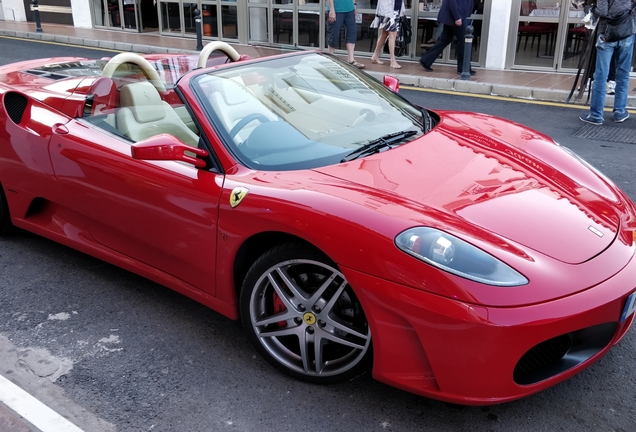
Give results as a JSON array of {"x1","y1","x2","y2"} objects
[{"x1": 315, "y1": 111, "x2": 621, "y2": 265}]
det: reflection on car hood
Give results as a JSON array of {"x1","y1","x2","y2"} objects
[{"x1": 315, "y1": 111, "x2": 621, "y2": 264}]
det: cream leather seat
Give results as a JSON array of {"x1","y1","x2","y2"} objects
[
  {"x1": 116, "y1": 82, "x2": 199, "y2": 147},
  {"x1": 207, "y1": 78, "x2": 278, "y2": 143}
]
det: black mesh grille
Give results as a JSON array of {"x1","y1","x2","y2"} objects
[
  {"x1": 514, "y1": 334, "x2": 571, "y2": 384},
  {"x1": 4, "y1": 92, "x2": 28, "y2": 125},
  {"x1": 513, "y1": 323, "x2": 617, "y2": 386}
]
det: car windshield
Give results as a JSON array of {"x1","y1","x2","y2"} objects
[{"x1": 191, "y1": 53, "x2": 426, "y2": 171}]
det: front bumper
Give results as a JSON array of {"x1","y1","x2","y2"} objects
[{"x1": 342, "y1": 254, "x2": 636, "y2": 405}]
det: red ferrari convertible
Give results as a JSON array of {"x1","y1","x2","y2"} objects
[{"x1": 1, "y1": 42, "x2": 635, "y2": 405}]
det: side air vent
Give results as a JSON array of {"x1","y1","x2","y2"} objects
[
  {"x1": 4, "y1": 92, "x2": 28, "y2": 125},
  {"x1": 24, "y1": 69, "x2": 69, "y2": 81}
]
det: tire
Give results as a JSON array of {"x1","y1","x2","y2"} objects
[
  {"x1": 0, "y1": 185, "x2": 12, "y2": 236},
  {"x1": 240, "y1": 243, "x2": 372, "y2": 384}
]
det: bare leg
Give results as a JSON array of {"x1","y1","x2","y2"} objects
[
  {"x1": 346, "y1": 42, "x2": 356, "y2": 62},
  {"x1": 388, "y1": 31, "x2": 400, "y2": 68},
  {"x1": 371, "y1": 28, "x2": 389, "y2": 64}
]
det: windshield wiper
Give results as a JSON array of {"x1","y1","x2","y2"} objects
[
  {"x1": 421, "y1": 108, "x2": 433, "y2": 132},
  {"x1": 340, "y1": 130, "x2": 418, "y2": 162}
]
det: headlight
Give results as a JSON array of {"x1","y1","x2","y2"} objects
[{"x1": 395, "y1": 227, "x2": 528, "y2": 287}]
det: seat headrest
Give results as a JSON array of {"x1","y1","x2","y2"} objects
[
  {"x1": 120, "y1": 82, "x2": 166, "y2": 123},
  {"x1": 211, "y1": 78, "x2": 251, "y2": 106}
]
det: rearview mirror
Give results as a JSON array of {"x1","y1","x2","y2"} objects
[
  {"x1": 384, "y1": 75, "x2": 400, "y2": 93},
  {"x1": 131, "y1": 134, "x2": 208, "y2": 168}
]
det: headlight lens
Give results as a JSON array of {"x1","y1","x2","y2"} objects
[{"x1": 395, "y1": 227, "x2": 528, "y2": 287}]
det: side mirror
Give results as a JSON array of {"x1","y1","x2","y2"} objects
[
  {"x1": 383, "y1": 75, "x2": 400, "y2": 93},
  {"x1": 131, "y1": 134, "x2": 208, "y2": 168}
]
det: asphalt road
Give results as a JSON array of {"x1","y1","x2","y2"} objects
[{"x1": 0, "y1": 39, "x2": 635, "y2": 431}]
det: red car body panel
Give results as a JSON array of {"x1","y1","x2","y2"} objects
[{"x1": 0, "y1": 54, "x2": 635, "y2": 405}]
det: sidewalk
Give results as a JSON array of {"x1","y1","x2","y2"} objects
[
  {"x1": 0, "y1": 402, "x2": 34, "y2": 432},
  {"x1": 1, "y1": 21, "x2": 635, "y2": 107}
]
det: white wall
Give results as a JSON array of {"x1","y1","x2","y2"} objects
[
  {"x1": 485, "y1": 0, "x2": 513, "y2": 70},
  {"x1": 71, "y1": 0, "x2": 93, "y2": 28},
  {"x1": 2, "y1": 0, "x2": 26, "y2": 21}
]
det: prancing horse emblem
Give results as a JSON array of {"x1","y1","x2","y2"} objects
[{"x1": 230, "y1": 187, "x2": 249, "y2": 208}]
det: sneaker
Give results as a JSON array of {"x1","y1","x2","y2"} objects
[
  {"x1": 606, "y1": 80, "x2": 616, "y2": 95},
  {"x1": 613, "y1": 111, "x2": 629, "y2": 123},
  {"x1": 578, "y1": 78, "x2": 591, "y2": 92},
  {"x1": 579, "y1": 114, "x2": 603, "y2": 125}
]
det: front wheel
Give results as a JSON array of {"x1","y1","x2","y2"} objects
[{"x1": 240, "y1": 243, "x2": 372, "y2": 384}]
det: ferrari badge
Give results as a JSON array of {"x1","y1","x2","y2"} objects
[
  {"x1": 303, "y1": 312, "x2": 317, "y2": 326},
  {"x1": 230, "y1": 187, "x2": 249, "y2": 208}
]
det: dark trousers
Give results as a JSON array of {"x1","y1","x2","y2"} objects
[{"x1": 420, "y1": 22, "x2": 472, "y2": 73}]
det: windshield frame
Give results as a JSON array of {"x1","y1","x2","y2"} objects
[{"x1": 189, "y1": 52, "x2": 428, "y2": 171}]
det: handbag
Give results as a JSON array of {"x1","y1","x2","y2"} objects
[
  {"x1": 385, "y1": 16, "x2": 411, "y2": 56},
  {"x1": 599, "y1": 0, "x2": 635, "y2": 42}
]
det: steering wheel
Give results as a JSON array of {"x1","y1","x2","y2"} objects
[
  {"x1": 197, "y1": 41, "x2": 241, "y2": 69},
  {"x1": 352, "y1": 108, "x2": 376, "y2": 127},
  {"x1": 229, "y1": 113, "x2": 271, "y2": 139},
  {"x1": 102, "y1": 52, "x2": 166, "y2": 93}
]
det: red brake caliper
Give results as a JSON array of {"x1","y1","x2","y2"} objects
[{"x1": 271, "y1": 291, "x2": 287, "y2": 328}]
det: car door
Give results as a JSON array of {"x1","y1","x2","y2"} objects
[
  {"x1": 0, "y1": 93, "x2": 65, "y2": 207},
  {"x1": 48, "y1": 118, "x2": 222, "y2": 295}
]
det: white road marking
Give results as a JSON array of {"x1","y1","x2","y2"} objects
[
  {"x1": 48, "y1": 313, "x2": 71, "y2": 321},
  {"x1": 0, "y1": 374, "x2": 84, "y2": 432}
]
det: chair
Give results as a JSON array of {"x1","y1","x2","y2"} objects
[
  {"x1": 206, "y1": 78, "x2": 278, "y2": 143},
  {"x1": 116, "y1": 82, "x2": 199, "y2": 147},
  {"x1": 517, "y1": 23, "x2": 557, "y2": 57},
  {"x1": 566, "y1": 26, "x2": 588, "y2": 58}
]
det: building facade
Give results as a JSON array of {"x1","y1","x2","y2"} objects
[{"x1": 3, "y1": 0, "x2": 635, "y2": 73}]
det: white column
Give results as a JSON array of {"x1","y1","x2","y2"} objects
[
  {"x1": 2, "y1": 0, "x2": 26, "y2": 21},
  {"x1": 71, "y1": 0, "x2": 93, "y2": 28},
  {"x1": 485, "y1": 0, "x2": 513, "y2": 70}
]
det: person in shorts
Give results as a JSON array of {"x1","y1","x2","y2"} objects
[{"x1": 327, "y1": 0, "x2": 365, "y2": 68}]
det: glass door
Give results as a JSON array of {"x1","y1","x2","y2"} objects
[
  {"x1": 273, "y1": 0, "x2": 296, "y2": 47},
  {"x1": 160, "y1": 1, "x2": 182, "y2": 33},
  {"x1": 248, "y1": 0, "x2": 269, "y2": 43},
  {"x1": 93, "y1": 0, "x2": 142, "y2": 30},
  {"x1": 559, "y1": 1, "x2": 588, "y2": 70},
  {"x1": 297, "y1": 0, "x2": 320, "y2": 48},
  {"x1": 510, "y1": 0, "x2": 586, "y2": 71},
  {"x1": 413, "y1": 0, "x2": 486, "y2": 67},
  {"x1": 122, "y1": 0, "x2": 141, "y2": 30}
]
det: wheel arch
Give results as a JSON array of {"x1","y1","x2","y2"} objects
[{"x1": 232, "y1": 231, "x2": 325, "y2": 310}]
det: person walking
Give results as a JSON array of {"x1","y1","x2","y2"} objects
[
  {"x1": 369, "y1": 0, "x2": 406, "y2": 69},
  {"x1": 579, "y1": 0, "x2": 635, "y2": 125},
  {"x1": 327, "y1": 0, "x2": 365, "y2": 68},
  {"x1": 419, "y1": 0, "x2": 475, "y2": 75}
]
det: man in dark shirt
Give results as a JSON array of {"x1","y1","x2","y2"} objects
[{"x1": 419, "y1": 0, "x2": 475, "y2": 75}]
